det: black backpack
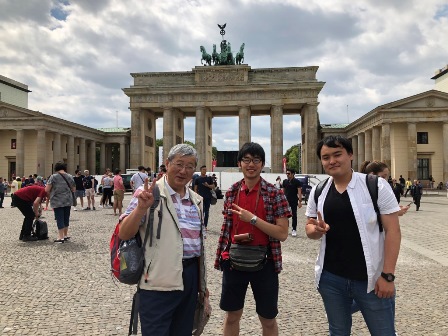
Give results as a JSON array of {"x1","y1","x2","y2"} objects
[{"x1": 313, "y1": 174, "x2": 383, "y2": 232}]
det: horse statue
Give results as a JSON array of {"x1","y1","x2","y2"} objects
[
  {"x1": 200, "y1": 46, "x2": 211, "y2": 66},
  {"x1": 224, "y1": 42, "x2": 235, "y2": 65},
  {"x1": 235, "y1": 43, "x2": 245, "y2": 65},
  {"x1": 212, "y1": 44, "x2": 219, "y2": 65}
]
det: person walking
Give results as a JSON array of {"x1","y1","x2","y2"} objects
[
  {"x1": 305, "y1": 135, "x2": 401, "y2": 335},
  {"x1": 410, "y1": 179, "x2": 423, "y2": 211},
  {"x1": 119, "y1": 144, "x2": 208, "y2": 335},
  {"x1": 282, "y1": 168, "x2": 302, "y2": 237},
  {"x1": 113, "y1": 169, "x2": 125, "y2": 216},
  {"x1": 194, "y1": 165, "x2": 214, "y2": 229},
  {"x1": 12, "y1": 178, "x2": 46, "y2": 241},
  {"x1": 45, "y1": 162, "x2": 76, "y2": 243},
  {"x1": 0, "y1": 177, "x2": 6, "y2": 208},
  {"x1": 404, "y1": 177, "x2": 412, "y2": 197},
  {"x1": 215, "y1": 142, "x2": 291, "y2": 336}
]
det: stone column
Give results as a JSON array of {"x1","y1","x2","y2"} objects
[
  {"x1": 79, "y1": 138, "x2": 86, "y2": 170},
  {"x1": 407, "y1": 122, "x2": 417, "y2": 181},
  {"x1": 195, "y1": 106, "x2": 206, "y2": 167},
  {"x1": 302, "y1": 104, "x2": 319, "y2": 173},
  {"x1": 89, "y1": 141, "x2": 96, "y2": 174},
  {"x1": 443, "y1": 122, "x2": 448, "y2": 183},
  {"x1": 120, "y1": 142, "x2": 126, "y2": 172},
  {"x1": 352, "y1": 135, "x2": 358, "y2": 171},
  {"x1": 270, "y1": 105, "x2": 283, "y2": 173},
  {"x1": 204, "y1": 109, "x2": 213, "y2": 169},
  {"x1": 365, "y1": 129, "x2": 372, "y2": 161},
  {"x1": 238, "y1": 105, "x2": 251, "y2": 149},
  {"x1": 36, "y1": 129, "x2": 46, "y2": 177},
  {"x1": 163, "y1": 107, "x2": 174, "y2": 160},
  {"x1": 130, "y1": 108, "x2": 142, "y2": 168},
  {"x1": 67, "y1": 135, "x2": 75, "y2": 174},
  {"x1": 100, "y1": 143, "x2": 106, "y2": 173},
  {"x1": 357, "y1": 133, "x2": 365, "y2": 171},
  {"x1": 53, "y1": 133, "x2": 61, "y2": 164},
  {"x1": 372, "y1": 126, "x2": 381, "y2": 160},
  {"x1": 381, "y1": 123, "x2": 391, "y2": 170},
  {"x1": 16, "y1": 129, "x2": 25, "y2": 178}
]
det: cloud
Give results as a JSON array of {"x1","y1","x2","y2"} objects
[{"x1": 1, "y1": 0, "x2": 448, "y2": 167}]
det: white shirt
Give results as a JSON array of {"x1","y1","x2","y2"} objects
[{"x1": 305, "y1": 172, "x2": 400, "y2": 292}]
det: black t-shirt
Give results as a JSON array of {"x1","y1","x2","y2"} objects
[
  {"x1": 282, "y1": 178, "x2": 302, "y2": 203},
  {"x1": 322, "y1": 182, "x2": 367, "y2": 281},
  {"x1": 74, "y1": 175, "x2": 85, "y2": 190},
  {"x1": 195, "y1": 175, "x2": 213, "y2": 199},
  {"x1": 83, "y1": 175, "x2": 95, "y2": 189}
]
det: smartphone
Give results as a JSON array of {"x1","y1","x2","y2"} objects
[{"x1": 406, "y1": 202, "x2": 413, "y2": 207}]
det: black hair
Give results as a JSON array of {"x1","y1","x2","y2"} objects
[
  {"x1": 360, "y1": 160, "x2": 388, "y2": 175},
  {"x1": 286, "y1": 168, "x2": 295, "y2": 175},
  {"x1": 316, "y1": 135, "x2": 353, "y2": 159},
  {"x1": 138, "y1": 165, "x2": 145, "y2": 171},
  {"x1": 75, "y1": 169, "x2": 80, "y2": 174},
  {"x1": 237, "y1": 142, "x2": 265, "y2": 164},
  {"x1": 54, "y1": 161, "x2": 67, "y2": 172},
  {"x1": 114, "y1": 168, "x2": 121, "y2": 175},
  {"x1": 200, "y1": 165, "x2": 207, "y2": 169}
]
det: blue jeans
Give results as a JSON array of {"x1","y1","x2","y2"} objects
[{"x1": 318, "y1": 270, "x2": 395, "y2": 336}]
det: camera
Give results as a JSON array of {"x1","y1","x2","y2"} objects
[{"x1": 233, "y1": 233, "x2": 253, "y2": 243}]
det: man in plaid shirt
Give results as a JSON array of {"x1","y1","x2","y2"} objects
[{"x1": 214, "y1": 142, "x2": 291, "y2": 336}]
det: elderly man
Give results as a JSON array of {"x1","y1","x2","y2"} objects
[{"x1": 119, "y1": 144, "x2": 208, "y2": 336}]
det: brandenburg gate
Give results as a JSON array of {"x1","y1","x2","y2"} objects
[{"x1": 123, "y1": 64, "x2": 324, "y2": 173}]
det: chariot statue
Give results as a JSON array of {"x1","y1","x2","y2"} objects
[{"x1": 199, "y1": 24, "x2": 245, "y2": 66}]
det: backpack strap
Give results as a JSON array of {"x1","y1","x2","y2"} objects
[
  {"x1": 313, "y1": 177, "x2": 330, "y2": 211},
  {"x1": 365, "y1": 174, "x2": 382, "y2": 232}
]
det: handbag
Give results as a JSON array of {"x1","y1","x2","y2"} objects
[
  {"x1": 59, "y1": 173, "x2": 77, "y2": 206},
  {"x1": 229, "y1": 244, "x2": 268, "y2": 272},
  {"x1": 192, "y1": 294, "x2": 212, "y2": 336}
]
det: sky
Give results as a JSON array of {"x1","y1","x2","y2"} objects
[{"x1": 1, "y1": 0, "x2": 448, "y2": 167}]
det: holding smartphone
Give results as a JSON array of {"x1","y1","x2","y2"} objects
[{"x1": 406, "y1": 201, "x2": 413, "y2": 207}]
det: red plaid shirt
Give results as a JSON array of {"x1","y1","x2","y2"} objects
[{"x1": 214, "y1": 177, "x2": 291, "y2": 273}]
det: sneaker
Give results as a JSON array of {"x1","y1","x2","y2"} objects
[
  {"x1": 291, "y1": 230, "x2": 297, "y2": 237},
  {"x1": 84, "y1": 207, "x2": 91, "y2": 210},
  {"x1": 73, "y1": 207, "x2": 77, "y2": 211},
  {"x1": 54, "y1": 239, "x2": 65, "y2": 243},
  {"x1": 98, "y1": 205, "x2": 103, "y2": 208},
  {"x1": 64, "y1": 236, "x2": 71, "y2": 241},
  {"x1": 92, "y1": 207, "x2": 96, "y2": 210}
]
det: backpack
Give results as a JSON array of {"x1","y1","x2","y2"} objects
[
  {"x1": 33, "y1": 219, "x2": 49, "y2": 240},
  {"x1": 313, "y1": 174, "x2": 383, "y2": 232},
  {"x1": 110, "y1": 185, "x2": 162, "y2": 284}
]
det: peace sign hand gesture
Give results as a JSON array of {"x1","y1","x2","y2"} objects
[{"x1": 136, "y1": 178, "x2": 157, "y2": 211}]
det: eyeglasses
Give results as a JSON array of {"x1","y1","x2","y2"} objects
[
  {"x1": 241, "y1": 157, "x2": 262, "y2": 165},
  {"x1": 171, "y1": 162, "x2": 195, "y2": 172}
]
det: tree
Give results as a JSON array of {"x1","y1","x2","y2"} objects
[{"x1": 284, "y1": 144, "x2": 301, "y2": 173}]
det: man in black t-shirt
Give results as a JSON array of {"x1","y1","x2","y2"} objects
[
  {"x1": 73, "y1": 170, "x2": 85, "y2": 210},
  {"x1": 282, "y1": 168, "x2": 302, "y2": 237},
  {"x1": 194, "y1": 165, "x2": 214, "y2": 228}
]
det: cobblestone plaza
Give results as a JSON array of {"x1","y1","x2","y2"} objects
[{"x1": 1, "y1": 192, "x2": 447, "y2": 335}]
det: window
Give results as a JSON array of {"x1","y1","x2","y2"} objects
[
  {"x1": 417, "y1": 132, "x2": 428, "y2": 144},
  {"x1": 417, "y1": 158, "x2": 429, "y2": 180},
  {"x1": 11, "y1": 139, "x2": 16, "y2": 149}
]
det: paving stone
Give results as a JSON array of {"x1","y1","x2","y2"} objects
[{"x1": 0, "y1": 193, "x2": 446, "y2": 334}]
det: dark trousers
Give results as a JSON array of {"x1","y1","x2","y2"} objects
[
  {"x1": 102, "y1": 188, "x2": 113, "y2": 205},
  {"x1": 202, "y1": 197, "x2": 211, "y2": 227},
  {"x1": 0, "y1": 192, "x2": 4, "y2": 207},
  {"x1": 139, "y1": 259, "x2": 199, "y2": 336},
  {"x1": 288, "y1": 200, "x2": 298, "y2": 230},
  {"x1": 404, "y1": 188, "x2": 411, "y2": 197},
  {"x1": 413, "y1": 194, "x2": 422, "y2": 210},
  {"x1": 12, "y1": 195, "x2": 34, "y2": 238}
]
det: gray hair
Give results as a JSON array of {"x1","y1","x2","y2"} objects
[{"x1": 167, "y1": 144, "x2": 198, "y2": 165}]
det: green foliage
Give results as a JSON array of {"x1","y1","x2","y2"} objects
[{"x1": 284, "y1": 144, "x2": 301, "y2": 173}]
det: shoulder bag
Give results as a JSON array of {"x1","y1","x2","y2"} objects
[{"x1": 59, "y1": 173, "x2": 77, "y2": 206}]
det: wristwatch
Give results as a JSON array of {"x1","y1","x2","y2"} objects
[
  {"x1": 381, "y1": 272, "x2": 395, "y2": 282},
  {"x1": 250, "y1": 216, "x2": 257, "y2": 225}
]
